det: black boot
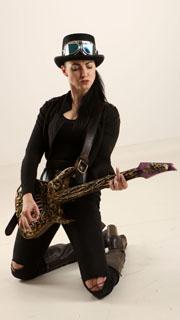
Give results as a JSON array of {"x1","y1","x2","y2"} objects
[
  {"x1": 43, "y1": 243, "x2": 77, "y2": 272},
  {"x1": 103, "y1": 224, "x2": 127, "y2": 250},
  {"x1": 105, "y1": 225, "x2": 127, "y2": 275}
]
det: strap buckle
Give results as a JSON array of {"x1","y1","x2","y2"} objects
[{"x1": 77, "y1": 159, "x2": 88, "y2": 174}]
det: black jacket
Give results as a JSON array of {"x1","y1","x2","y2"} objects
[{"x1": 21, "y1": 90, "x2": 120, "y2": 195}]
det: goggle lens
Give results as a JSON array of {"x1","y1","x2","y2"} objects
[
  {"x1": 67, "y1": 43, "x2": 79, "y2": 55},
  {"x1": 82, "y1": 44, "x2": 93, "y2": 54}
]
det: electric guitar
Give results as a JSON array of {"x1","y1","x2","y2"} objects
[{"x1": 15, "y1": 162, "x2": 176, "y2": 239}]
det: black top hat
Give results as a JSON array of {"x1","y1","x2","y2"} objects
[{"x1": 54, "y1": 33, "x2": 104, "y2": 68}]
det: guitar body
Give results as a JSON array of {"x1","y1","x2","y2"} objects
[
  {"x1": 15, "y1": 162, "x2": 176, "y2": 239},
  {"x1": 15, "y1": 167, "x2": 76, "y2": 239}
]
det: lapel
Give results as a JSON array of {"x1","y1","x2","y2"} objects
[{"x1": 48, "y1": 90, "x2": 72, "y2": 150}]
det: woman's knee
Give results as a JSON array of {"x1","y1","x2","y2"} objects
[
  {"x1": 11, "y1": 261, "x2": 24, "y2": 270},
  {"x1": 11, "y1": 260, "x2": 35, "y2": 280},
  {"x1": 85, "y1": 276, "x2": 106, "y2": 292},
  {"x1": 83, "y1": 270, "x2": 119, "y2": 299},
  {"x1": 11, "y1": 260, "x2": 25, "y2": 279},
  {"x1": 84, "y1": 283, "x2": 113, "y2": 299},
  {"x1": 83, "y1": 279, "x2": 114, "y2": 299}
]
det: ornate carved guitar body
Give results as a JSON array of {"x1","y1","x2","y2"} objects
[{"x1": 15, "y1": 162, "x2": 176, "y2": 239}]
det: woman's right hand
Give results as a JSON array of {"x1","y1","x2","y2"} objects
[{"x1": 19, "y1": 193, "x2": 40, "y2": 232}]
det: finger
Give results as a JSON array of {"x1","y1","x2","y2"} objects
[
  {"x1": 113, "y1": 177, "x2": 119, "y2": 188},
  {"x1": 114, "y1": 176, "x2": 127, "y2": 190},
  {"x1": 22, "y1": 215, "x2": 31, "y2": 229},
  {"x1": 20, "y1": 216, "x2": 32, "y2": 232},
  {"x1": 114, "y1": 183, "x2": 119, "y2": 190},
  {"x1": 19, "y1": 212, "x2": 26, "y2": 227},
  {"x1": 120, "y1": 174, "x2": 128, "y2": 188},
  {"x1": 31, "y1": 209, "x2": 40, "y2": 221},
  {"x1": 117, "y1": 169, "x2": 124, "y2": 185},
  {"x1": 33, "y1": 205, "x2": 40, "y2": 219},
  {"x1": 111, "y1": 180, "x2": 116, "y2": 190},
  {"x1": 116, "y1": 167, "x2": 121, "y2": 179},
  {"x1": 113, "y1": 175, "x2": 125, "y2": 190},
  {"x1": 25, "y1": 207, "x2": 39, "y2": 222},
  {"x1": 109, "y1": 180, "x2": 115, "y2": 190},
  {"x1": 18, "y1": 216, "x2": 23, "y2": 228},
  {"x1": 24, "y1": 211, "x2": 35, "y2": 224}
]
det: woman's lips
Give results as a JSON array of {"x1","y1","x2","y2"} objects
[{"x1": 80, "y1": 80, "x2": 89, "y2": 83}]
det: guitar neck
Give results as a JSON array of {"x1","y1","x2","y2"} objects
[
  {"x1": 121, "y1": 168, "x2": 141, "y2": 181},
  {"x1": 53, "y1": 167, "x2": 140, "y2": 204}
]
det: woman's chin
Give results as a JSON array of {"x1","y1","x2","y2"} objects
[{"x1": 79, "y1": 84, "x2": 91, "y2": 93}]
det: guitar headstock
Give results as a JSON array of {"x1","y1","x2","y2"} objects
[{"x1": 137, "y1": 162, "x2": 177, "y2": 179}]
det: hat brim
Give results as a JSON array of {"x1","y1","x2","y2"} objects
[{"x1": 54, "y1": 54, "x2": 104, "y2": 68}]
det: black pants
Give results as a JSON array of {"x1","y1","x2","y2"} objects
[{"x1": 12, "y1": 190, "x2": 119, "y2": 299}]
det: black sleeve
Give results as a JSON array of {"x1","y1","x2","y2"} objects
[
  {"x1": 21, "y1": 101, "x2": 48, "y2": 195},
  {"x1": 90, "y1": 104, "x2": 120, "y2": 178}
]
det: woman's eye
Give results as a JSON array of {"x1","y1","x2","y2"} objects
[
  {"x1": 72, "y1": 67, "x2": 79, "y2": 71},
  {"x1": 71, "y1": 65, "x2": 93, "y2": 71},
  {"x1": 71, "y1": 65, "x2": 79, "y2": 71}
]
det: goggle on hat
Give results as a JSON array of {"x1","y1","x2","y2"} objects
[{"x1": 54, "y1": 33, "x2": 104, "y2": 68}]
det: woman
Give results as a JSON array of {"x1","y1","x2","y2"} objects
[{"x1": 11, "y1": 33, "x2": 128, "y2": 299}]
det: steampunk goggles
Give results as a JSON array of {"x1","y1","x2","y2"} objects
[{"x1": 62, "y1": 40, "x2": 97, "y2": 56}]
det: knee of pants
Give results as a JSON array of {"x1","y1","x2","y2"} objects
[
  {"x1": 11, "y1": 263, "x2": 38, "y2": 281},
  {"x1": 83, "y1": 279, "x2": 115, "y2": 300},
  {"x1": 83, "y1": 267, "x2": 120, "y2": 299}
]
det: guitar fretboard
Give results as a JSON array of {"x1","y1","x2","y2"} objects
[{"x1": 53, "y1": 167, "x2": 140, "y2": 203}]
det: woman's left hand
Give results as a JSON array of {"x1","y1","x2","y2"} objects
[{"x1": 109, "y1": 167, "x2": 128, "y2": 191}]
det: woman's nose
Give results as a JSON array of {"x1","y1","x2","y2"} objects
[{"x1": 81, "y1": 67, "x2": 88, "y2": 78}]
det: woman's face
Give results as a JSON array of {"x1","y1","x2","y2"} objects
[{"x1": 61, "y1": 60, "x2": 96, "y2": 94}]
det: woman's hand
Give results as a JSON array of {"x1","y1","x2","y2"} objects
[
  {"x1": 109, "y1": 167, "x2": 128, "y2": 191},
  {"x1": 19, "y1": 193, "x2": 40, "y2": 232}
]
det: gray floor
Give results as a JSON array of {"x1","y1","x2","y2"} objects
[{"x1": 1, "y1": 137, "x2": 180, "y2": 320}]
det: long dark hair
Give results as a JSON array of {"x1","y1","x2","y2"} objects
[{"x1": 73, "y1": 70, "x2": 107, "y2": 130}]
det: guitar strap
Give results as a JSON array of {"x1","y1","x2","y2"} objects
[
  {"x1": 5, "y1": 103, "x2": 104, "y2": 236},
  {"x1": 74, "y1": 104, "x2": 104, "y2": 184}
]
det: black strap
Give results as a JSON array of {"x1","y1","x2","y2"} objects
[
  {"x1": 5, "y1": 213, "x2": 18, "y2": 236},
  {"x1": 75, "y1": 108, "x2": 103, "y2": 177}
]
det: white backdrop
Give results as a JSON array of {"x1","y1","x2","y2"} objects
[{"x1": 1, "y1": 0, "x2": 180, "y2": 165}]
